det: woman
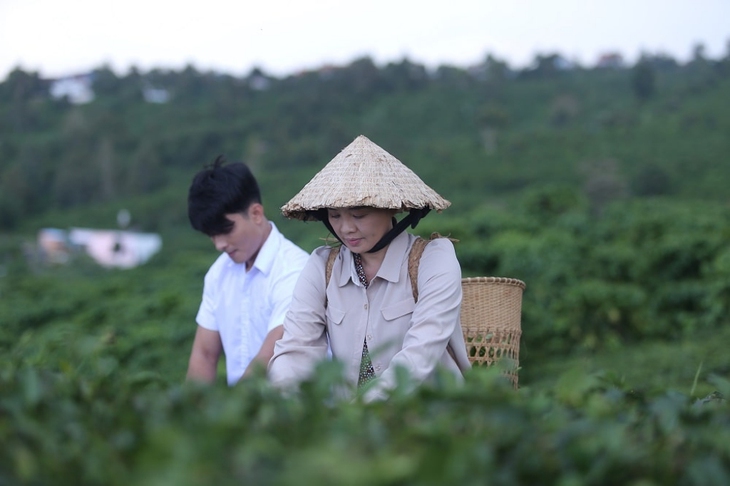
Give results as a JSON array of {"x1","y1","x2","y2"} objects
[{"x1": 268, "y1": 135, "x2": 470, "y2": 401}]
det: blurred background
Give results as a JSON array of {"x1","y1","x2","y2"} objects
[{"x1": 1, "y1": 0, "x2": 729, "y2": 391}]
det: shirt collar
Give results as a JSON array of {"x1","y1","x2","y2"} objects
[
  {"x1": 335, "y1": 231, "x2": 409, "y2": 286},
  {"x1": 250, "y1": 222, "x2": 279, "y2": 276},
  {"x1": 378, "y1": 231, "x2": 409, "y2": 283}
]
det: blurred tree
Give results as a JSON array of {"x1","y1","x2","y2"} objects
[
  {"x1": 632, "y1": 163, "x2": 673, "y2": 197},
  {"x1": 631, "y1": 59, "x2": 656, "y2": 100},
  {"x1": 0, "y1": 68, "x2": 48, "y2": 133},
  {"x1": 482, "y1": 54, "x2": 511, "y2": 82},
  {"x1": 91, "y1": 65, "x2": 123, "y2": 97},
  {"x1": 644, "y1": 52, "x2": 679, "y2": 71},
  {"x1": 52, "y1": 154, "x2": 98, "y2": 208},
  {"x1": 381, "y1": 58, "x2": 428, "y2": 92},
  {"x1": 550, "y1": 94, "x2": 580, "y2": 127},
  {"x1": 519, "y1": 184, "x2": 587, "y2": 223},
  {"x1": 692, "y1": 43, "x2": 707, "y2": 63},
  {"x1": 520, "y1": 53, "x2": 569, "y2": 79},
  {"x1": 0, "y1": 67, "x2": 47, "y2": 103},
  {"x1": 580, "y1": 158, "x2": 628, "y2": 215},
  {"x1": 97, "y1": 136, "x2": 116, "y2": 200},
  {"x1": 53, "y1": 109, "x2": 98, "y2": 207},
  {"x1": 342, "y1": 56, "x2": 383, "y2": 98},
  {"x1": 0, "y1": 190, "x2": 21, "y2": 228},
  {"x1": 246, "y1": 66, "x2": 273, "y2": 91},
  {"x1": 433, "y1": 65, "x2": 473, "y2": 89},
  {"x1": 478, "y1": 104, "x2": 509, "y2": 127},
  {"x1": 176, "y1": 64, "x2": 211, "y2": 101},
  {"x1": 0, "y1": 163, "x2": 31, "y2": 228},
  {"x1": 119, "y1": 66, "x2": 145, "y2": 103},
  {"x1": 125, "y1": 140, "x2": 167, "y2": 195},
  {"x1": 477, "y1": 103, "x2": 510, "y2": 154},
  {"x1": 209, "y1": 73, "x2": 249, "y2": 121}
]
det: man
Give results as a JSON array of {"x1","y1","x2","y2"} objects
[{"x1": 186, "y1": 156, "x2": 309, "y2": 385}]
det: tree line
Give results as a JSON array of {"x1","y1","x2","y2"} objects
[{"x1": 1, "y1": 43, "x2": 729, "y2": 230}]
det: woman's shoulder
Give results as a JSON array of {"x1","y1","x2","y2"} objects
[
  {"x1": 303, "y1": 245, "x2": 343, "y2": 273},
  {"x1": 417, "y1": 235, "x2": 460, "y2": 274},
  {"x1": 311, "y1": 245, "x2": 341, "y2": 259},
  {"x1": 416, "y1": 234, "x2": 457, "y2": 256}
]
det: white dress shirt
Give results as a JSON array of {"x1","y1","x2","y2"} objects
[{"x1": 196, "y1": 222, "x2": 309, "y2": 385}]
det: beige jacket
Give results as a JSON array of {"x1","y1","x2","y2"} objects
[{"x1": 268, "y1": 231, "x2": 470, "y2": 400}]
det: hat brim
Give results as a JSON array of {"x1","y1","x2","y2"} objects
[{"x1": 281, "y1": 135, "x2": 450, "y2": 221}]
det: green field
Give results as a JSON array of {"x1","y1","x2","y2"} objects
[{"x1": 2, "y1": 50, "x2": 729, "y2": 483}]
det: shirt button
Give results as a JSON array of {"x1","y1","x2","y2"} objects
[
  {"x1": 375, "y1": 364, "x2": 382, "y2": 371},
  {"x1": 364, "y1": 303, "x2": 368, "y2": 310},
  {"x1": 367, "y1": 334, "x2": 373, "y2": 340}
]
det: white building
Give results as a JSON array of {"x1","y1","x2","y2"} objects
[
  {"x1": 36, "y1": 227, "x2": 162, "y2": 269},
  {"x1": 49, "y1": 73, "x2": 95, "y2": 104},
  {"x1": 68, "y1": 228, "x2": 162, "y2": 269}
]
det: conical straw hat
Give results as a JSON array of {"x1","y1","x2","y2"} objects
[{"x1": 282, "y1": 135, "x2": 451, "y2": 220}]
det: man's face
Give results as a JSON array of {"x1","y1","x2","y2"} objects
[{"x1": 210, "y1": 206, "x2": 265, "y2": 268}]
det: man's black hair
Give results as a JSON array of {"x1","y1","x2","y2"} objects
[{"x1": 188, "y1": 155, "x2": 262, "y2": 236}]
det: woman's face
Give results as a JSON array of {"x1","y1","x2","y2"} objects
[{"x1": 327, "y1": 207, "x2": 396, "y2": 254}]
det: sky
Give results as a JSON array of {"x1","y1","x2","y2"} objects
[{"x1": 1, "y1": 0, "x2": 729, "y2": 81}]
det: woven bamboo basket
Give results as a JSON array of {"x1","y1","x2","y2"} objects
[{"x1": 460, "y1": 277, "x2": 525, "y2": 388}]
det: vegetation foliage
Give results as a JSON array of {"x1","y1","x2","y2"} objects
[{"x1": 1, "y1": 45, "x2": 729, "y2": 483}]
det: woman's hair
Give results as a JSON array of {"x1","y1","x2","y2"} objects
[{"x1": 187, "y1": 156, "x2": 262, "y2": 236}]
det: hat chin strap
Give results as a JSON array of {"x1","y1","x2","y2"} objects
[{"x1": 318, "y1": 208, "x2": 431, "y2": 254}]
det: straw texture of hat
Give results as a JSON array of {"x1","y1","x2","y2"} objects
[{"x1": 282, "y1": 135, "x2": 451, "y2": 220}]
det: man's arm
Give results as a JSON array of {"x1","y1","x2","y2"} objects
[
  {"x1": 186, "y1": 326, "x2": 223, "y2": 383},
  {"x1": 240, "y1": 325, "x2": 284, "y2": 380}
]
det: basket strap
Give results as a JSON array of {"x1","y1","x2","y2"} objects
[
  {"x1": 324, "y1": 246, "x2": 340, "y2": 308},
  {"x1": 325, "y1": 232, "x2": 453, "y2": 306},
  {"x1": 324, "y1": 237, "x2": 430, "y2": 306},
  {"x1": 407, "y1": 237, "x2": 428, "y2": 303},
  {"x1": 407, "y1": 232, "x2": 456, "y2": 303},
  {"x1": 323, "y1": 234, "x2": 467, "y2": 375}
]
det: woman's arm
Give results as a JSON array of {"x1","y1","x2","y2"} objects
[
  {"x1": 268, "y1": 248, "x2": 331, "y2": 388},
  {"x1": 365, "y1": 238, "x2": 462, "y2": 401},
  {"x1": 240, "y1": 325, "x2": 284, "y2": 380}
]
